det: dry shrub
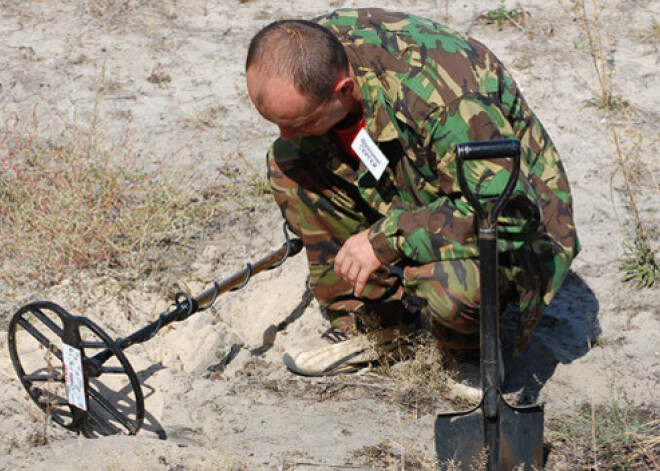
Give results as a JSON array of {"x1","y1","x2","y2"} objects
[
  {"x1": 578, "y1": 0, "x2": 659, "y2": 288},
  {"x1": 386, "y1": 331, "x2": 450, "y2": 392},
  {"x1": 375, "y1": 331, "x2": 455, "y2": 417},
  {"x1": 79, "y1": 0, "x2": 132, "y2": 18}
]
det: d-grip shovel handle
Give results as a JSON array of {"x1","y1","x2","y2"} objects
[{"x1": 456, "y1": 138, "x2": 521, "y2": 225}]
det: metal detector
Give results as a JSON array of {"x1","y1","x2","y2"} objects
[{"x1": 7, "y1": 223, "x2": 302, "y2": 437}]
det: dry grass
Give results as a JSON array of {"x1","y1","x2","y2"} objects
[
  {"x1": 352, "y1": 440, "x2": 438, "y2": 470},
  {"x1": 578, "y1": 0, "x2": 659, "y2": 288},
  {"x1": 79, "y1": 0, "x2": 132, "y2": 17},
  {"x1": 378, "y1": 331, "x2": 448, "y2": 389},
  {"x1": 543, "y1": 368, "x2": 660, "y2": 469},
  {"x1": 0, "y1": 113, "x2": 265, "y2": 294},
  {"x1": 77, "y1": 0, "x2": 179, "y2": 22},
  {"x1": 639, "y1": 18, "x2": 660, "y2": 44},
  {"x1": 181, "y1": 104, "x2": 228, "y2": 129},
  {"x1": 547, "y1": 405, "x2": 660, "y2": 469},
  {"x1": 372, "y1": 331, "x2": 458, "y2": 418}
]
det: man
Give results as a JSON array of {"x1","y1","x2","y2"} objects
[{"x1": 245, "y1": 8, "x2": 579, "y2": 376}]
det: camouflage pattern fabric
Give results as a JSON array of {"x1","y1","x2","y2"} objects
[{"x1": 267, "y1": 8, "x2": 580, "y2": 354}]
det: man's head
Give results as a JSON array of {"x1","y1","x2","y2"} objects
[{"x1": 246, "y1": 19, "x2": 362, "y2": 140}]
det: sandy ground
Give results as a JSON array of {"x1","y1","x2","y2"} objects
[{"x1": 1, "y1": 0, "x2": 659, "y2": 469}]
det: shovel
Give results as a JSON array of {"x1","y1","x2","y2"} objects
[{"x1": 435, "y1": 139, "x2": 544, "y2": 470}]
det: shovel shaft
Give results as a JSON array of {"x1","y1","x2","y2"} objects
[
  {"x1": 479, "y1": 227, "x2": 502, "y2": 419},
  {"x1": 479, "y1": 225, "x2": 501, "y2": 471},
  {"x1": 479, "y1": 226, "x2": 500, "y2": 413}
]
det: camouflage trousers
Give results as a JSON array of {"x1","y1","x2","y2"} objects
[{"x1": 268, "y1": 140, "x2": 516, "y2": 350}]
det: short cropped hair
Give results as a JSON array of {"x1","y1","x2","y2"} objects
[{"x1": 246, "y1": 19, "x2": 349, "y2": 103}]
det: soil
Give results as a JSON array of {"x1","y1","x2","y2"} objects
[{"x1": 0, "y1": 1, "x2": 658, "y2": 470}]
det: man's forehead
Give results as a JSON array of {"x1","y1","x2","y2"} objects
[{"x1": 247, "y1": 70, "x2": 317, "y2": 125}]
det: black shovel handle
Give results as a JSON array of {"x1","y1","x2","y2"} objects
[{"x1": 456, "y1": 138, "x2": 521, "y2": 224}]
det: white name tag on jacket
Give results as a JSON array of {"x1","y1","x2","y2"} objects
[{"x1": 351, "y1": 128, "x2": 389, "y2": 180}]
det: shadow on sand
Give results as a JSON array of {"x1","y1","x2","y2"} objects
[
  {"x1": 451, "y1": 271, "x2": 600, "y2": 404},
  {"x1": 501, "y1": 270, "x2": 601, "y2": 402}
]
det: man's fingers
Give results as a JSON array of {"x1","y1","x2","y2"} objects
[
  {"x1": 334, "y1": 249, "x2": 345, "y2": 272},
  {"x1": 347, "y1": 263, "x2": 360, "y2": 284},
  {"x1": 334, "y1": 257, "x2": 366, "y2": 295},
  {"x1": 334, "y1": 230, "x2": 382, "y2": 296},
  {"x1": 353, "y1": 272, "x2": 368, "y2": 297}
]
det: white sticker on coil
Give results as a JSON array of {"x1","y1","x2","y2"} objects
[{"x1": 62, "y1": 342, "x2": 87, "y2": 411}]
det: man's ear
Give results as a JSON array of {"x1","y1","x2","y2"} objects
[{"x1": 333, "y1": 76, "x2": 354, "y2": 97}]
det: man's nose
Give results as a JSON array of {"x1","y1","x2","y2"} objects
[{"x1": 278, "y1": 126, "x2": 299, "y2": 140}]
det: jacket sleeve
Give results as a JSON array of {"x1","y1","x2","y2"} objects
[{"x1": 367, "y1": 95, "x2": 543, "y2": 265}]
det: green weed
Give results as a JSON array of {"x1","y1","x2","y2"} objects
[
  {"x1": 573, "y1": 39, "x2": 592, "y2": 50},
  {"x1": 583, "y1": 91, "x2": 629, "y2": 111},
  {"x1": 620, "y1": 236, "x2": 660, "y2": 288},
  {"x1": 474, "y1": 1, "x2": 529, "y2": 28}
]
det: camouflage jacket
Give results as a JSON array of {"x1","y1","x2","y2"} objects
[{"x1": 304, "y1": 9, "x2": 579, "y2": 346}]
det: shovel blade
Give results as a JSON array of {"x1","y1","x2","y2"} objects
[{"x1": 435, "y1": 398, "x2": 544, "y2": 470}]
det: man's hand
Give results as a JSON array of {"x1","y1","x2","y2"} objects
[{"x1": 334, "y1": 229, "x2": 383, "y2": 297}]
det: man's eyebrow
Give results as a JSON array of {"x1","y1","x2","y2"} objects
[
  {"x1": 294, "y1": 116, "x2": 314, "y2": 127},
  {"x1": 286, "y1": 109, "x2": 318, "y2": 128}
]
